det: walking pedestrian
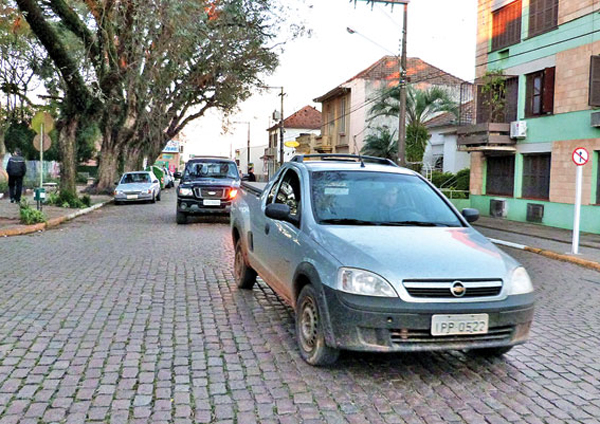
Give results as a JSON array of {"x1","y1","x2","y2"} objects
[{"x1": 6, "y1": 149, "x2": 26, "y2": 203}]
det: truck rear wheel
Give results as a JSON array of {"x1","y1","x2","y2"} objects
[
  {"x1": 296, "y1": 285, "x2": 339, "y2": 366},
  {"x1": 176, "y1": 210, "x2": 187, "y2": 224},
  {"x1": 234, "y1": 240, "x2": 256, "y2": 289}
]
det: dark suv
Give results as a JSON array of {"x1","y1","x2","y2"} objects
[{"x1": 176, "y1": 157, "x2": 241, "y2": 224}]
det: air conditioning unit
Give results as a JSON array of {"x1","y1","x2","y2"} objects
[
  {"x1": 510, "y1": 121, "x2": 527, "y2": 139},
  {"x1": 490, "y1": 199, "x2": 507, "y2": 218},
  {"x1": 591, "y1": 111, "x2": 600, "y2": 128},
  {"x1": 526, "y1": 203, "x2": 544, "y2": 223}
]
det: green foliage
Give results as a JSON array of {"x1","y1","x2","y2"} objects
[
  {"x1": 77, "y1": 165, "x2": 98, "y2": 178},
  {"x1": 431, "y1": 171, "x2": 456, "y2": 189},
  {"x1": 46, "y1": 190, "x2": 88, "y2": 209},
  {"x1": 0, "y1": 180, "x2": 8, "y2": 194},
  {"x1": 455, "y1": 168, "x2": 470, "y2": 191},
  {"x1": 406, "y1": 123, "x2": 430, "y2": 164},
  {"x1": 480, "y1": 70, "x2": 507, "y2": 123},
  {"x1": 19, "y1": 200, "x2": 47, "y2": 225},
  {"x1": 361, "y1": 127, "x2": 397, "y2": 160},
  {"x1": 76, "y1": 122, "x2": 99, "y2": 163}
]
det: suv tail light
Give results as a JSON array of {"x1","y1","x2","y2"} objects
[{"x1": 229, "y1": 189, "x2": 238, "y2": 199}]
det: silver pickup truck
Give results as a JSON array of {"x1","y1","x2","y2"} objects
[{"x1": 230, "y1": 154, "x2": 534, "y2": 366}]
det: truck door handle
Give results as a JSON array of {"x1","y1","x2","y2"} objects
[{"x1": 265, "y1": 224, "x2": 270, "y2": 235}]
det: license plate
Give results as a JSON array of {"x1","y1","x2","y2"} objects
[
  {"x1": 431, "y1": 314, "x2": 489, "y2": 336},
  {"x1": 126, "y1": 195, "x2": 138, "y2": 200},
  {"x1": 203, "y1": 199, "x2": 221, "y2": 206}
]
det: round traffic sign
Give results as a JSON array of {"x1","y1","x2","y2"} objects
[
  {"x1": 572, "y1": 147, "x2": 589, "y2": 166},
  {"x1": 33, "y1": 134, "x2": 52, "y2": 152},
  {"x1": 31, "y1": 112, "x2": 54, "y2": 135}
]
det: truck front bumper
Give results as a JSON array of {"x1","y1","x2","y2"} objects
[
  {"x1": 322, "y1": 285, "x2": 534, "y2": 352},
  {"x1": 177, "y1": 198, "x2": 232, "y2": 215}
]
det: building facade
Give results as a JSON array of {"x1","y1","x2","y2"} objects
[
  {"x1": 313, "y1": 56, "x2": 469, "y2": 159},
  {"x1": 463, "y1": 0, "x2": 600, "y2": 232}
]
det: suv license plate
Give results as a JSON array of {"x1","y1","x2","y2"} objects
[
  {"x1": 203, "y1": 199, "x2": 221, "y2": 206},
  {"x1": 431, "y1": 314, "x2": 489, "y2": 336}
]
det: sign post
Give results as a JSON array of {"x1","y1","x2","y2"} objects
[
  {"x1": 31, "y1": 112, "x2": 54, "y2": 211},
  {"x1": 571, "y1": 147, "x2": 589, "y2": 254}
]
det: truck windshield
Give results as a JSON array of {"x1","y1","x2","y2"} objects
[
  {"x1": 310, "y1": 171, "x2": 463, "y2": 227},
  {"x1": 184, "y1": 162, "x2": 239, "y2": 180}
]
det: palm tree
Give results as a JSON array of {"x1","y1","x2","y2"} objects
[
  {"x1": 368, "y1": 85, "x2": 458, "y2": 167},
  {"x1": 360, "y1": 127, "x2": 397, "y2": 160}
]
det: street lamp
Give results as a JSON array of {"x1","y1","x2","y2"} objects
[
  {"x1": 233, "y1": 121, "x2": 251, "y2": 173},
  {"x1": 349, "y1": 0, "x2": 409, "y2": 166},
  {"x1": 262, "y1": 85, "x2": 285, "y2": 166}
]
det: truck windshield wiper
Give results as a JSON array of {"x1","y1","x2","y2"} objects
[
  {"x1": 378, "y1": 221, "x2": 454, "y2": 227},
  {"x1": 319, "y1": 218, "x2": 375, "y2": 226}
]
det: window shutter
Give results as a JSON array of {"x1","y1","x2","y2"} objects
[
  {"x1": 590, "y1": 56, "x2": 600, "y2": 107},
  {"x1": 542, "y1": 67, "x2": 555, "y2": 114},
  {"x1": 505, "y1": 77, "x2": 519, "y2": 122}
]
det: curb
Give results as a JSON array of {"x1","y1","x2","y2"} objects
[
  {"x1": 489, "y1": 238, "x2": 600, "y2": 273},
  {"x1": 0, "y1": 200, "x2": 113, "y2": 238}
]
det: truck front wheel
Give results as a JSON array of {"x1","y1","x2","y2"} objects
[
  {"x1": 234, "y1": 240, "x2": 256, "y2": 289},
  {"x1": 296, "y1": 285, "x2": 340, "y2": 366}
]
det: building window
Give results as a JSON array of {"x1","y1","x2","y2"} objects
[
  {"x1": 327, "y1": 105, "x2": 334, "y2": 136},
  {"x1": 339, "y1": 97, "x2": 346, "y2": 134},
  {"x1": 522, "y1": 153, "x2": 551, "y2": 200},
  {"x1": 491, "y1": 0, "x2": 522, "y2": 51},
  {"x1": 589, "y1": 56, "x2": 600, "y2": 107},
  {"x1": 434, "y1": 155, "x2": 444, "y2": 172},
  {"x1": 525, "y1": 67, "x2": 555, "y2": 117},
  {"x1": 486, "y1": 155, "x2": 515, "y2": 196},
  {"x1": 528, "y1": 0, "x2": 558, "y2": 38}
]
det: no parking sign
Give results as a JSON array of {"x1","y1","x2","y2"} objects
[
  {"x1": 571, "y1": 147, "x2": 589, "y2": 254},
  {"x1": 572, "y1": 147, "x2": 589, "y2": 166}
]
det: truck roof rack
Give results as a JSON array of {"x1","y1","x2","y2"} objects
[{"x1": 290, "y1": 154, "x2": 398, "y2": 167}]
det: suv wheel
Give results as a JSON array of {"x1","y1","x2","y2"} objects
[
  {"x1": 234, "y1": 239, "x2": 256, "y2": 289},
  {"x1": 176, "y1": 210, "x2": 187, "y2": 224},
  {"x1": 296, "y1": 285, "x2": 339, "y2": 366}
]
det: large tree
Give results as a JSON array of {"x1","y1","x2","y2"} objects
[{"x1": 14, "y1": 0, "x2": 291, "y2": 193}]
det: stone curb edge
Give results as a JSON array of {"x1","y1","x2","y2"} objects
[
  {"x1": 490, "y1": 238, "x2": 600, "y2": 273},
  {"x1": 0, "y1": 199, "x2": 113, "y2": 238}
]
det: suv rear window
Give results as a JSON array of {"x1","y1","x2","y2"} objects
[{"x1": 183, "y1": 161, "x2": 239, "y2": 180}]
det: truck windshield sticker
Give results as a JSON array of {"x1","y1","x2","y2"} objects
[{"x1": 324, "y1": 187, "x2": 349, "y2": 195}]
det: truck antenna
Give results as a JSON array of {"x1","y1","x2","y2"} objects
[{"x1": 353, "y1": 135, "x2": 365, "y2": 168}]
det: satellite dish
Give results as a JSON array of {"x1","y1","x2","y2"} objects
[{"x1": 284, "y1": 141, "x2": 299, "y2": 148}]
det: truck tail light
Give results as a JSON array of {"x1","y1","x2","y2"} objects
[{"x1": 229, "y1": 189, "x2": 238, "y2": 200}]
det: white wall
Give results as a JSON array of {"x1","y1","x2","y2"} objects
[
  {"x1": 423, "y1": 127, "x2": 470, "y2": 174},
  {"x1": 237, "y1": 144, "x2": 268, "y2": 179}
]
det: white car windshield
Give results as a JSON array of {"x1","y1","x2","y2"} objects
[
  {"x1": 310, "y1": 171, "x2": 462, "y2": 227},
  {"x1": 122, "y1": 173, "x2": 151, "y2": 184}
]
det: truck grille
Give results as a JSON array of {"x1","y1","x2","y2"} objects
[
  {"x1": 194, "y1": 188, "x2": 225, "y2": 199},
  {"x1": 402, "y1": 279, "x2": 503, "y2": 299},
  {"x1": 390, "y1": 326, "x2": 514, "y2": 345}
]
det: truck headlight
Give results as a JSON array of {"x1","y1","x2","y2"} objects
[
  {"x1": 179, "y1": 187, "x2": 193, "y2": 196},
  {"x1": 337, "y1": 268, "x2": 398, "y2": 297},
  {"x1": 507, "y1": 267, "x2": 533, "y2": 295}
]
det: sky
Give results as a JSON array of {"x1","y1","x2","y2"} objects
[{"x1": 182, "y1": 0, "x2": 478, "y2": 158}]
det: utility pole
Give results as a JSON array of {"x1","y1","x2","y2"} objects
[
  {"x1": 398, "y1": 2, "x2": 408, "y2": 167},
  {"x1": 233, "y1": 121, "x2": 251, "y2": 173},
  {"x1": 278, "y1": 87, "x2": 285, "y2": 166},
  {"x1": 351, "y1": 0, "x2": 409, "y2": 166}
]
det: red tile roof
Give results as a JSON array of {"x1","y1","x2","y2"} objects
[{"x1": 268, "y1": 105, "x2": 322, "y2": 131}]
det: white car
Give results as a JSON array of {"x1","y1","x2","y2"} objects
[{"x1": 114, "y1": 171, "x2": 161, "y2": 204}]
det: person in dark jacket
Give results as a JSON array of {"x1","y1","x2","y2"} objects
[
  {"x1": 246, "y1": 165, "x2": 256, "y2": 182},
  {"x1": 6, "y1": 149, "x2": 26, "y2": 203}
]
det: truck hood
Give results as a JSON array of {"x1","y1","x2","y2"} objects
[{"x1": 311, "y1": 226, "x2": 516, "y2": 281}]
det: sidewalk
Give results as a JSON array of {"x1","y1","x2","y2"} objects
[
  {"x1": 0, "y1": 187, "x2": 112, "y2": 237},
  {"x1": 474, "y1": 215, "x2": 600, "y2": 271}
]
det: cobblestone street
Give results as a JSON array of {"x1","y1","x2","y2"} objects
[{"x1": 1, "y1": 190, "x2": 599, "y2": 424}]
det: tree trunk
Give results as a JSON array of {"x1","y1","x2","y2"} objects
[
  {"x1": 97, "y1": 142, "x2": 121, "y2": 194},
  {"x1": 124, "y1": 146, "x2": 143, "y2": 172},
  {"x1": 58, "y1": 117, "x2": 78, "y2": 196}
]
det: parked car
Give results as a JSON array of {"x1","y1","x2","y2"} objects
[
  {"x1": 163, "y1": 167, "x2": 175, "y2": 188},
  {"x1": 176, "y1": 156, "x2": 241, "y2": 224},
  {"x1": 230, "y1": 154, "x2": 535, "y2": 366},
  {"x1": 114, "y1": 171, "x2": 161, "y2": 204}
]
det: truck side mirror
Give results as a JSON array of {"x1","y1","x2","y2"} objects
[
  {"x1": 265, "y1": 203, "x2": 299, "y2": 226},
  {"x1": 461, "y1": 208, "x2": 480, "y2": 223}
]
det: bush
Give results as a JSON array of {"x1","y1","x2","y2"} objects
[
  {"x1": 19, "y1": 201, "x2": 47, "y2": 225},
  {"x1": 0, "y1": 180, "x2": 7, "y2": 195},
  {"x1": 46, "y1": 190, "x2": 89, "y2": 209},
  {"x1": 455, "y1": 168, "x2": 470, "y2": 191},
  {"x1": 431, "y1": 171, "x2": 455, "y2": 188}
]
